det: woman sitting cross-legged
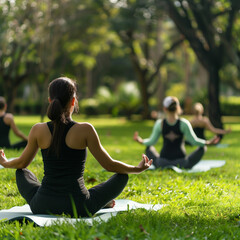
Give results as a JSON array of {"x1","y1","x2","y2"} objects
[
  {"x1": 0, "y1": 77, "x2": 152, "y2": 217},
  {"x1": 190, "y1": 102, "x2": 231, "y2": 140},
  {"x1": 134, "y1": 96, "x2": 219, "y2": 169}
]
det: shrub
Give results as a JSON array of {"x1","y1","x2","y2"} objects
[
  {"x1": 220, "y1": 96, "x2": 240, "y2": 116},
  {"x1": 79, "y1": 98, "x2": 99, "y2": 116},
  {"x1": 95, "y1": 86, "x2": 116, "y2": 115},
  {"x1": 115, "y1": 81, "x2": 141, "y2": 119}
]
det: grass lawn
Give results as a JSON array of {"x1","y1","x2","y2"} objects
[{"x1": 0, "y1": 115, "x2": 239, "y2": 239}]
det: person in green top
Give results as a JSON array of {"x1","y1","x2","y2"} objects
[{"x1": 134, "y1": 96, "x2": 220, "y2": 169}]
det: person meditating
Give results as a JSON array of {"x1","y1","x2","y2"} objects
[
  {"x1": 0, "y1": 77, "x2": 152, "y2": 217},
  {"x1": 190, "y1": 102, "x2": 231, "y2": 140},
  {"x1": 133, "y1": 96, "x2": 219, "y2": 169},
  {"x1": 0, "y1": 97, "x2": 28, "y2": 149}
]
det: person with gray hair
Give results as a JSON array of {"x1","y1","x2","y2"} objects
[
  {"x1": 0, "y1": 97, "x2": 28, "y2": 149},
  {"x1": 134, "y1": 96, "x2": 219, "y2": 169}
]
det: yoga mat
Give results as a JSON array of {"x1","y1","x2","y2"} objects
[
  {"x1": 216, "y1": 143, "x2": 229, "y2": 148},
  {"x1": 148, "y1": 160, "x2": 226, "y2": 173},
  {"x1": 0, "y1": 199, "x2": 164, "y2": 227}
]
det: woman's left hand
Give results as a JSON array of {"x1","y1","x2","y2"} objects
[{"x1": 133, "y1": 131, "x2": 143, "y2": 144}]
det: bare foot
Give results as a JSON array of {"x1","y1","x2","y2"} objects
[{"x1": 103, "y1": 199, "x2": 115, "y2": 208}]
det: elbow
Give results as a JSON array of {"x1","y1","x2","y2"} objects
[
  {"x1": 16, "y1": 163, "x2": 28, "y2": 169},
  {"x1": 16, "y1": 160, "x2": 29, "y2": 169}
]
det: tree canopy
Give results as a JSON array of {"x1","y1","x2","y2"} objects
[{"x1": 0, "y1": 0, "x2": 239, "y2": 122}]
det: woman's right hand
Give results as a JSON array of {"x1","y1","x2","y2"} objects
[
  {"x1": 133, "y1": 131, "x2": 143, "y2": 144},
  {"x1": 136, "y1": 154, "x2": 153, "y2": 173}
]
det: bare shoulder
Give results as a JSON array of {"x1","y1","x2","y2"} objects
[
  {"x1": 74, "y1": 122, "x2": 94, "y2": 129},
  {"x1": 31, "y1": 122, "x2": 49, "y2": 134},
  {"x1": 3, "y1": 113, "x2": 14, "y2": 125},
  {"x1": 203, "y1": 116, "x2": 210, "y2": 123},
  {"x1": 5, "y1": 113, "x2": 13, "y2": 119},
  {"x1": 72, "y1": 122, "x2": 95, "y2": 133}
]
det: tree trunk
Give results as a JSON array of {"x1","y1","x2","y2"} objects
[
  {"x1": 40, "y1": 75, "x2": 50, "y2": 122},
  {"x1": 128, "y1": 50, "x2": 151, "y2": 119},
  {"x1": 3, "y1": 79, "x2": 18, "y2": 113},
  {"x1": 137, "y1": 71, "x2": 151, "y2": 119},
  {"x1": 86, "y1": 69, "x2": 93, "y2": 98},
  {"x1": 6, "y1": 88, "x2": 17, "y2": 113},
  {"x1": 207, "y1": 66, "x2": 222, "y2": 128}
]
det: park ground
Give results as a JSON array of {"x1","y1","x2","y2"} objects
[{"x1": 0, "y1": 115, "x2": 239, "y2": 239}]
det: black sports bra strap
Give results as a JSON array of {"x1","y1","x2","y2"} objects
[
  {"x1": 47, "y1": 121, "x2": 76, "y2": 136},
  {"x1": 64, "y1": 121, "x2": 76, "y2": 134},
  {"x1": 47, "y1": 122, "x2": 53, "y2": 134}
]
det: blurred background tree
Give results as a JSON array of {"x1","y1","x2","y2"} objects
[
  {"x1": 98, "y1": 0, "x2": 184, "y2": 118},
  {"x1": 160, "y1": 0, "x2": 240, "y2": 127},
  {"x1": 0, "y1": 0, "x2": 239, "y2": 123}
]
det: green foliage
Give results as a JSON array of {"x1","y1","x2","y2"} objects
[
  {"x1": 0, "y1": 115, "x2": 239, "y2": 239},
  {"x1": 13, "y1": 100, "x2": 41, "y2": 115},
  {"x1": 116, "y1": 81, "x2": 141, "y2": 118},
  {"x1": 95, "y1": 86, "x2": 117, "y2": 115},
  {"x1": 192, "y1": 89, "x2": 209, "y2": 107},
  {"x1": 166, "y1": 83, "x2": 186, "y2": 102},
  {"x1": 79, "y1": 98, "x2": 99, "y2": 116},
  {"x1": 79, "y1": 83, "x2": 141, "y2": 118},
  {"x1": 220, "y1": 96, "x2": 240, "y2": 116}
]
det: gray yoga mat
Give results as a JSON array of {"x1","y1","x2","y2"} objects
[
  {"x1": 0, "y1": 199, "x2": 164, "y2": 227},
  {"x1": 148, "y1": 160, "x2": 226, "y2": 173}
]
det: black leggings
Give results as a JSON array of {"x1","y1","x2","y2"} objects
[
  {"x1": 146, "y1": 146, "x2": 207, "y2": 169},
  {"x1": 16, "y1": 169, "x2": 128, "y2": 217}
]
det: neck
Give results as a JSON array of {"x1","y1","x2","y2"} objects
[
  {"x1": 0, "y1": 110, "x2": 5, "y2": 116},
  {"x1": 195, "y1": 113, "x2": 202, "y2": 118},
  {"x1": 166, "y1": 112, "x2": 178, "y2": 123},
  {"x1": 66, "y1": 111, "x2": 73, "y2": 120}
]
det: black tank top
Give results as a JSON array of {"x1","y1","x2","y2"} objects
[
  {"x1": 160, "y1": 119, "x2": 186, "y2": 160},
  {"x1": 0, "y1": 115, "x2": 11, "y2": 148},
  {"x1": 193, "y1": 127, "x2": 205, "y2": 139},
  {"x1": 39, "y1": 121, "x2": 89, "y2": 198}
]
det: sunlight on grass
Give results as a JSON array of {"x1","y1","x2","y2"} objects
[{"x1": 0, "y1": 115, "x2": 239, "y2": 239}]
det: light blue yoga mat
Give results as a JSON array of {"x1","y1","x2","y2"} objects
[
  {"x1": 148, "y1": 160, "x2": 226, "y2": 173},
  {"x1": 216, "y1": 143, "x2": 229, "y2": 148},
  {"x1": 0, "y1": 199, "x2": 164, "y2": 227}
]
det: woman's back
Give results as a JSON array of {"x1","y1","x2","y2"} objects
[{"x1": 39, "y1": 121, "x2": 87, "y2": 196}]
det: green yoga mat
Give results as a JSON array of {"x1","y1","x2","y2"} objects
[{"x1": 0, "y1": 199, "x2": 164, "y2": 227}]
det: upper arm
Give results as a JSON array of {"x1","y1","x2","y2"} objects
[
  {"x1": 181, "y1": 118, "x2": 205, "y2": 146},
  {"x1": 17, "y1": 125, "x2": 39, "y2": 168},
  {"x1": 143, "y1": 119, "x2": 162, "y2": 146},
  {"x1": 204, "y1": 118, "x2": 216, "y2": 132},
  {"x1": 84, "y1": 123, "x2": 114, "y2": 169},
  {"x1": 7, "y1": 115, "x2": 21, "y2": 134}
]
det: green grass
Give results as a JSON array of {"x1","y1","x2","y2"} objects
[{"x1": 0, "y1": 115, "x2": 239, "y2": 239}]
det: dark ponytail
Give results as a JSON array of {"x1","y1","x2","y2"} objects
[{"x1": 47, "y1": 77, "x2": 78, "y2": 157}]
